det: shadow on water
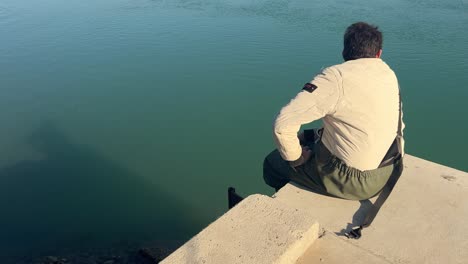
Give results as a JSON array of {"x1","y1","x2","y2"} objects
[{"x1": 0, "y1": 121, "x2": 201, "y2": 261}]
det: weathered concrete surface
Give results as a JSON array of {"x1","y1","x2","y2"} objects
[
  {"x1": 297, "y1": 232, "x2": 389, "y2": 264},
  {"x1": 275, "y1": 155, "x2": 468, "y2": 264},
  {"x1": 161, "y1": 194, "x2": 319, "y2": 264}
]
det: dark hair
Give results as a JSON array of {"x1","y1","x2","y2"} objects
[{"x1": 342, "y1": 22, "x2": 383, "y2": 61}]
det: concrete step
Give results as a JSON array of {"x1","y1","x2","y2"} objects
[
  {"x1": 297, "y1": 232, "x2": 389, "y2": 264},
  {"x1": 162, "y1": 155, "x2": 468, "y2": 264},
  {"x1": 161, "y1": 194, "x2": 319, "y2": 264},
  {"x1": 275, "y1": 155, "x2": 468, "y2": 264}
]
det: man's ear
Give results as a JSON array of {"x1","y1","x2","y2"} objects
[{"x1": 376, "y1": 49, "x2": 383, "y2": 58}]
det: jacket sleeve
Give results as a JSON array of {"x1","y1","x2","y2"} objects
[{"x1": 273, "y1": 67, "x2": 341, "y2": 161}]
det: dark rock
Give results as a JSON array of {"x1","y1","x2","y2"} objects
[
  {"x1": 46, "y1": 256, "x2": 59, "y2": 263},
  {"x1": 138, "y1": 247, "x2": 172, "y2": 263}
]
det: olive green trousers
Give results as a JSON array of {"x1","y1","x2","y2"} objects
[{"x1": 263, "y1": 140, "x2": 398, "y2": 200}]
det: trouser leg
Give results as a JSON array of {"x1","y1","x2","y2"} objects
[
  {"x1": 263, "y1": 149, "x2": 291, "y2": 191},
  {"x1": 263, "y1": 148, "x2": 327, "y2": 193}
]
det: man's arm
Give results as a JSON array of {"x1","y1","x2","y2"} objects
[{"x1": 273, "y1": 67, "x2": 341, "y2": 166}]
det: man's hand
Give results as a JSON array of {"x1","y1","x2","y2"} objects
[
  {"x1": 302, "y1": 146, "x2": 312, "y2": 162},
  {"x1": 289, "y1": 146, "x2": 313, "y2": 169},
  {"x1": 298, "y1": 131, "x2": 306, "y2": 145}
]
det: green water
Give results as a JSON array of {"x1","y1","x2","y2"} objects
[{"x1": 1, "y1": 0, "x2": 467, "y2": 260}]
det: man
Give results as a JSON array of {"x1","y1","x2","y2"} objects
[{"x1": 263, "y1": 22, "x2": 404, "y2": 200}]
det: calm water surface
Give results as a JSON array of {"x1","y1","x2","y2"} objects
[{"x1": 1, "y1": 0, "x2": 467, "y2": 260}]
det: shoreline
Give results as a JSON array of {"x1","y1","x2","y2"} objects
[{"x1": 3, "y1": 241, "x2": 181, "y2": 264}]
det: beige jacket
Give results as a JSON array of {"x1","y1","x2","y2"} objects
[{"x1": 273, "y1": 58, "x2": 404, "y2": 171}]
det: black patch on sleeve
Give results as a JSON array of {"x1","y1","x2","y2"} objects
[{"x1": 302, "y1": 83, "x2": 318, "y2": 93}]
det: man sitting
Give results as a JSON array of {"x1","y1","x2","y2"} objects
[{"x1": 263, "y1": 22, "x2": 404, "y2": 200}]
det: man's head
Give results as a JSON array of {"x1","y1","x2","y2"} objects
[{"x1": 342, "y1": 22, "x2": 383, "y2": 61}]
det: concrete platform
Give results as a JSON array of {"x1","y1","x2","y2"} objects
[
  {"x1": 297, "y1": 232, "x2": 389, "y2": 264},
  {"x1": 276, "y1": 155, "x2": 468, "y2": 264},
  {"x1": 161, "y1": 194, "x2": 319, "y2": 264},
  {"x1": 162, "y1": 155, "x2": 468, "y2": 263}
]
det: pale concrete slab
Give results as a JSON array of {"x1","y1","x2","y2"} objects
[
  {"x1": 274, "y1": 155, "x2": 468, "y2": 264},
  {"x1": 161, "y1": 194, "x2": 319, "y2": 264},
  {"x1": 297, "y1": 232, "x2": 389, "y2": 264}
]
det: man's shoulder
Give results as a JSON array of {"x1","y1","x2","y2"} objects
[
  {"x1": 311, "y1": 59, "x2": 397, "y2": 87},
  {"x1": 314, "y1": 64, "x2": 342, "y2": 79},
  {"x1": 332, "y1": 58, "x2": 396, "y2": 77}
]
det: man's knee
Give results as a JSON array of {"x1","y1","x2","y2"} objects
[
  {"x1": 262, "y1": 155, "x2": 274, "y2": 185},
  {"x1": 262, "y1": 150, "x2": 289, "y2": 189}
]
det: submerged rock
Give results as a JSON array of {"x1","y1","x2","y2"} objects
[
  {"x1": 42, "y1": 256, "x2": 69, "y2": 264},
  {"x1": 138, "y1": 247, "x2": 172, "y2": 262}
]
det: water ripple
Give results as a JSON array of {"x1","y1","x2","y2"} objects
[
  {"x1": 119, "y1": 0, "x2": 163, "y2": 11},
  {"x1": 0, "y1": 4, "x2": 16, "y2": 26}
]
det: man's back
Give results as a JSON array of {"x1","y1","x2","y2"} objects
[
  {"x1": 263, "y1": 22, "x2": 405, "y2": 200},
  {"x1": 321, "y1": 58, "x2": 401, "y2": 171}
]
